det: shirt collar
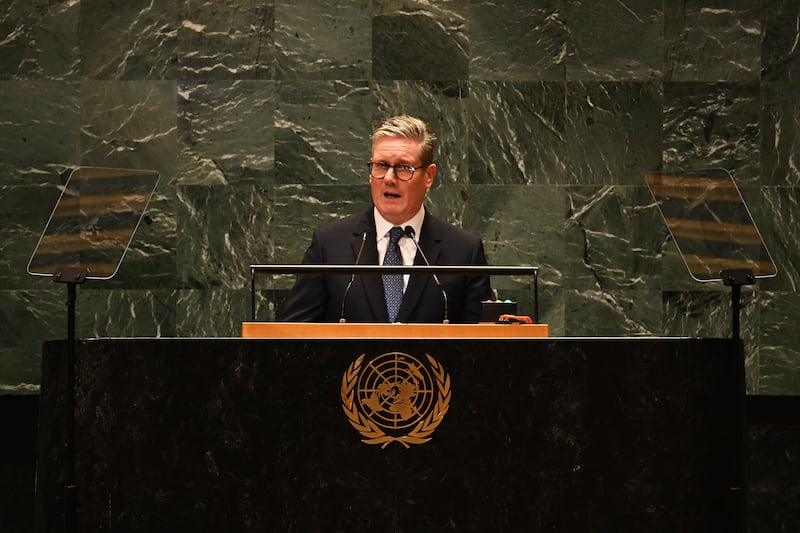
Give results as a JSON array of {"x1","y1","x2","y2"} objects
[{"x1": 373, "y1": 206, "x2": 425, "y2": 240}]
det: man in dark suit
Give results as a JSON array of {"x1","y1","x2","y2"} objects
[{"x1": 282, "y1": 115, "x2": 492, "y2": 323}]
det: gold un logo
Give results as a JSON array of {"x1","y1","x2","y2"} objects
[{"x1": 341, "y1": 352, "x2": 451, "y2": 448}]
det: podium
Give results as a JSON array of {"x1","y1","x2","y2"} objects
[
  {"x1": 241, "y1": 321, "x2": 549, "y2": 339},
  {"x1": 36, "y1": 332, "x2": 745, "y2": 532}
]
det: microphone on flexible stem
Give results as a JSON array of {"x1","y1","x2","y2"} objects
[
  {"x1": 340, "y1": 230, "x2": 369, "y2": 323},
  {"x1": 403, "y1": 226, "x2": 449, "y2": 324}
]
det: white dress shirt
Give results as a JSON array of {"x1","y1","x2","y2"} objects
[{"x1": 373, "y1": 206, "x2": 426, "y2": 291}]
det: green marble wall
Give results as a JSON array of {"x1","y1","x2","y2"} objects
[{"x1": 1, "y1": 0, "x2": 798, "y2": 394}]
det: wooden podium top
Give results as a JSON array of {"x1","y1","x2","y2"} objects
[{"x1": 241, "y1": 322, "x2": 549, "y2": 339}]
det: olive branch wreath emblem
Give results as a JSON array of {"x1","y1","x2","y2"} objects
[{"x1": 341, "y1": 353, "x2": 451, "y2": 448}]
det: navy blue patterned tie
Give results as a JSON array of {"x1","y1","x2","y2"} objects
[{"x1": 383, "y1": 226, "x2": 405, "y2": 322}]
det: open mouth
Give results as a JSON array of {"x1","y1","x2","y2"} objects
[{"x1": 384, "y1": 192, "x2": 401, "y2": 198}]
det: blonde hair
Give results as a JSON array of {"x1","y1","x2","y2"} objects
[{"x1": 372, "y1": 115, "x2": 437, "y2": 165}]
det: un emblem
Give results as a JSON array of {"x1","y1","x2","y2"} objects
[{"x1": 341, "y1": 352, "x2": 451, "y2": 448}]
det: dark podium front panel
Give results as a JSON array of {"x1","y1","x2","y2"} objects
[{"x1": 37, "y1": 338, "x2": 745, "y2": 532}]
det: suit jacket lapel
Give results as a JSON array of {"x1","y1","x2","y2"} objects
[{"x1": 352, "y1": 210, "x2": 389, "y2": 321}]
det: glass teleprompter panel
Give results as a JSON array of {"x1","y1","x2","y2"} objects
[
  {"x1": 28, "y1": 167, "x2": 159, "y2": 280},
  {"x1": 645, "y1": 168, "x2": 776, "y2": 282}
]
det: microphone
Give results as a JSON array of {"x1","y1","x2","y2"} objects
[
  {"x1": 340, "y1": 230, "x2": 369, "y2": 323},
  {"x1": 403, "y1": 226, "x2": 449, "y2": 324}
]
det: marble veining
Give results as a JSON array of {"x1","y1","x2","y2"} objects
[{"x1": 0, "y1": 0, "x2": 799, "y2": 398}]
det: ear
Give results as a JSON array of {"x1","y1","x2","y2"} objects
[{"x1": 424, "y1": 163, "x2": 437, "y2": 189}]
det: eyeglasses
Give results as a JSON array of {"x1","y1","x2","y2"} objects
[{"x1": 367, "y1": 161, "x2": 428, "y2": 182}]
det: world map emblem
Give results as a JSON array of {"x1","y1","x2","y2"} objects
[{"x1": 341, "y1": 352, "x2": 451, "y2": 448}]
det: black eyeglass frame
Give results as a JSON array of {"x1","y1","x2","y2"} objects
[{"x1": 367, "y1": 161, "x2": 430, "y2": 182}]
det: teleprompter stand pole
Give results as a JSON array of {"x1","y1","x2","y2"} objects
[
  {"x1": 721, "y1": 268, "x2": 755, "y2": 341},
  {"x1": 52, "y1": 266, "x2": 88, "y2": 533},
  {"x1": 720, "y1": 267, "x2": 754, "y2": 531}
]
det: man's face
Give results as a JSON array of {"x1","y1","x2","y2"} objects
[{"x1": 370, "y1": 136, "x2": 436, "y2": 225}]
